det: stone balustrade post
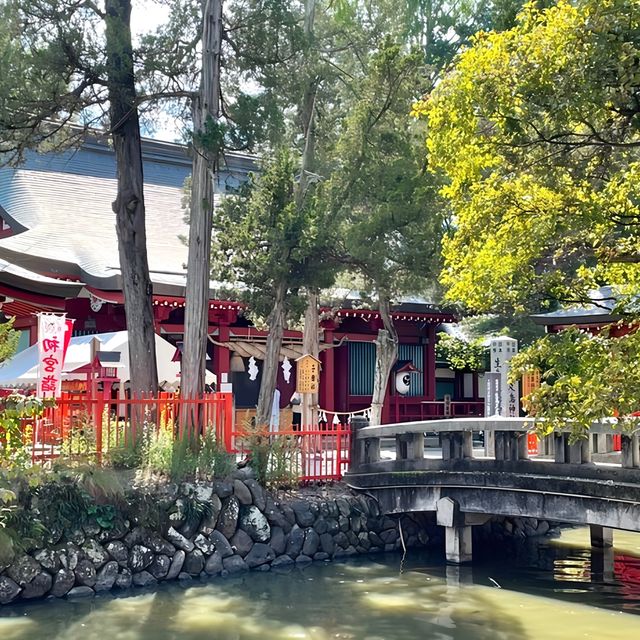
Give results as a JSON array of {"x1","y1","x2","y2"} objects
[
  {"x1": 516, "y1": 432, "x2": 529, "y2": 461},
  {"x1": 363, "y1": 437, "x2": 380, "y2": 464},
  {"x1": 349, "y1": 415, "x2": 369, "y2": 470},
  {"x1": 494, "y1": 431, "x2": 506, "y2": 461},
  {"x1": 396, "y1": 432, "x2": 425, "y2": 461},
  {"x1": 554, "y1": 433, "x2": 567, "y2": 463},
  {"x1": 442, "y1": 431, "x2": 473, "y2": 461},
  {"x1": 621, "y1": 434, "x2": 640, "y2": 469}
]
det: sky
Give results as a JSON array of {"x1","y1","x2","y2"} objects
[{"x1": 130, "y1": 1, "x2": 182, "y2": 142}]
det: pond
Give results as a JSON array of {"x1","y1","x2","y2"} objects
[{"x1": 1, "y1": 527, "x2": 639, "y2": 639}]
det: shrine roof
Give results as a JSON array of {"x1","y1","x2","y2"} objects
[
  {"x1": 0, "y1": 136, "x2": 256, "y2": 296},
  {"x1": 0, "y1": 258, "x2": 83, "y2": 297},
  {"x1": 531, "y1": 286, "x2": 622, "y2": 326}
]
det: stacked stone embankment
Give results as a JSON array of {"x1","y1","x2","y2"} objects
[{"x1": 0, "y1": 473, "x2": 432, "y2": 605}]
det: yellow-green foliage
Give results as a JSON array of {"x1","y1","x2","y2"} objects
[
  {"x1": 0, "y1": 393, "x2": 54, "y2": 468},
  {"x1": 415, "y1": 0, "x2": 640, "y2": 432},
  {"x1": 510, "y1": 324, "x2": 640, "y2": 439},
  {"x1": 0, "y1": 318, "x2": 18, "y2": 364},
  {"x1": 415, "y1": 0, "x2": 640, "y2": 312}
]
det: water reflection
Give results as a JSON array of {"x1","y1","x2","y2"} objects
[{"x1": 0, "y1": 531, "x2": 640, "y2": 639}]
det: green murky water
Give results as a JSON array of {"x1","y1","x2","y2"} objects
[{"x1": 2, "y1": 528, "x2": 640, "y2": 639}]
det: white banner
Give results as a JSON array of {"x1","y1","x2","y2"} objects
[{"x1": 37, "y1": 313, "x2": 67, "y2": 398}]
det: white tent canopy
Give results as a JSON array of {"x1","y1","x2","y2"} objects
[{"x1": 0, "y1": 331, "x2": 214, "y2": 389}]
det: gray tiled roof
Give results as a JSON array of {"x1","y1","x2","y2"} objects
[{"x1": 0, "y1": 138, "x2": 256, "y2": 296}]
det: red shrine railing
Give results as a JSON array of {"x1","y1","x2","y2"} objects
[
  {"x1": 229, "y1": 424, "x2": 351, "y2": 484},
  {"x1": 20, "y1": 392, "x2": 234, "y2": 464},
  {"x1": 12, "y1": 393, "x2": 351, "y2": 483}
]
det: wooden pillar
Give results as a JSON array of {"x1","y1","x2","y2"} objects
[
  {"x1": 426, "y1": 325, "x2": 436, "y2": 400},
  {"x1": 214, "y1": 324, "x2": 230, "y2": 385},
  {"x1": 321, "y1": 327, "x2": 335, "y2": 413},
  {"x1": 29, "y1": 320, "x2": 38, "y2": 346}
]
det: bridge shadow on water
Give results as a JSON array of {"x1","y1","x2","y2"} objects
[{"x1": 469, "y1": 527, "x2": 640, "y2": 617}]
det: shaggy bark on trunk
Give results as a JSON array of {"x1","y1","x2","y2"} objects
[
  {"x1": 255, "y1": 283, "x2": 287, "y2": 427},
  {"x1": 370, "y1": 294, "x2": 397, "y2": 426},
  {"x1": 182, "y1": 0, "x2": 223, "y2": 404},
  {"x1": 105, "y1": 0, "x2": 157, "y2": 396}
]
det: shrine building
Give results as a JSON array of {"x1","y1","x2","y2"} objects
[{"x1": 0, "y1": 135, "x2": 485, "y2": 424}]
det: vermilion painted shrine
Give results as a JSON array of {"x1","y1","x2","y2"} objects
[{"x1": 0, "y1": 135, "x2": 485, "y2": 424}]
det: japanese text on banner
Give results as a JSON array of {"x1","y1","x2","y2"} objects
[{"x1": 37, "y1": 314, "x2": 68, "y2": 398}]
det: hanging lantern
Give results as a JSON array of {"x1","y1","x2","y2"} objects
[{"x1": 393, "y1": 360, "x2": 421, "y2": 395}]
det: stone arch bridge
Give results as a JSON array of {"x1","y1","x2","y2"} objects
[{"x1": 345, "y1": 417, "x2": 640, "y2": 563}]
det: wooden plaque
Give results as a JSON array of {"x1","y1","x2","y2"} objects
[{"x1": 296, "y1": 354, "x2": 321, "y2": 394}]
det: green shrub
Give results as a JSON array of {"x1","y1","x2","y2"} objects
[
  {"x1": 0, "y1": 393, "x2": 55, "y2": 470},
  {"x1": 197, "y1": 429, "x2": 235, "y2": 480}
]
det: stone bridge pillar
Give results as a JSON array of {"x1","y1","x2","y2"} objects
[
  {"x1": 436, "y1": 497, "x2": 490, "y2": 564},
  {"x1": 590, "y1": 524, "x2": 613, "y2": 548}
]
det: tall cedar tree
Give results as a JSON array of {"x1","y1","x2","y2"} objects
[{"x1": 0, "y1": 0, "x2": 158, "y2": 394}]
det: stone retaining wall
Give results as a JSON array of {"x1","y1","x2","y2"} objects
[{"x1": 0, "y1": 473, "x2": 433, "y2": 605}]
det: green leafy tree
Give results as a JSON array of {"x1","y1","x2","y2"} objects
[
  {"x1": 459, "y1": 314, "x2": 545, "y2": 348},
  {"x1": 325, "y1": 43, "x2": 448, "y2": 424},
  {"x1": 510, "y1": 325, "x2": 640, "y2": 439},
  {"x1": 212, "y1": 149, "x2": 334, "y2": 426},
  {"x1": 0, "y1": 0, "x2": 159, "y2": 395},
  {"x1": 415, "y1": 0, "x2": 640, "y2": 313},
  {"x1": 436, "y1": 333, "x2": 486, "y2": 372},
  {"x1": 0, "y1": 319, "x2": 18, "y2": 364},
  {"x1": 416, "y1": 0, "x2": 640, "y2": 432}
]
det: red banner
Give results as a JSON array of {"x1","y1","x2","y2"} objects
[{"x1": 37, "y1": 314, "x2": 70, "y2": 398}]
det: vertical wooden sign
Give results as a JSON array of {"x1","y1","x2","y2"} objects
[{"x1": 296, "y1": 354, "x2": 321, "y2": 394}]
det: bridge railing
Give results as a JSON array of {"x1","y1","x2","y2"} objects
[{"x1": 350, "y1": 417, "x2": 640, "y2": 471}]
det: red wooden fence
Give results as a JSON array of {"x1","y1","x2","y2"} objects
[
  {"x1": 14, "y1": 393, "x2": 351, "y2": 482},
  {"x1": 22, "y1": 392, "x2": 234, "y2": 464},
  {"x1": 229, "y1": 424, "x2": 351, "y2": 484}
]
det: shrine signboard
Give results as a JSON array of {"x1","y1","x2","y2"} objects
[{"x1": 296, "y1": 354, "x2": 321, "y2": 394}]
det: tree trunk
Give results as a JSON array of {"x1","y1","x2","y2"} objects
[
  {"x1": 370, "y1": 294, "x2": 398, "y2": 426},
  {"x1": 296, "y1": 0, "x2": 318, "y2": 430},
  {"x1": 104, "y1": 0, "x2": 157, "y2": 397},
  {"x1": 301, "y1": 290, "x2": 319, "y2": 428},
  {"x1": 255, "y1": 282, "x2": 287, "y2": 427},
  {"x1": 182, "y1": 0, "x2": 223, "y2": 405},
  {"x1": 295, "y1": 0, "x2": 317, "y2": 210}
]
